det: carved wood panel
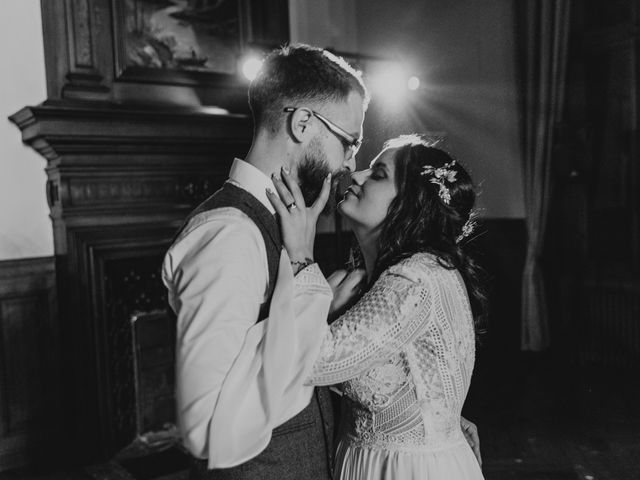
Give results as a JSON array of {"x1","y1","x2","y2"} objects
[
  {"x1": 0, "y1": 257, "x2": 59, "y2": 472},
  {"x1": 41, "y1": 0, "x2": 289, "y2": 109}
]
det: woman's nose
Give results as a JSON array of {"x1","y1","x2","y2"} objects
[{"x1": 351, "y1": 169, "x2": 368, "y2": 185}]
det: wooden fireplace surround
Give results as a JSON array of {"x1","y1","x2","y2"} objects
[
  {"x1": 10, "y1": 100, "x2": 252, "y2": 463},
  {"x1": 7, "y1": 0, "x2": 291, "y2": 465}
]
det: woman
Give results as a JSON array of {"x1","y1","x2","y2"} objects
[{"x1": 268, "y1": 134, "x2": 486, "y2": 479}]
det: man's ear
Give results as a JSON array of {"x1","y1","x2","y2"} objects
[{"x1": 289, "y1": 108, "x2": 313, "y2": 143}]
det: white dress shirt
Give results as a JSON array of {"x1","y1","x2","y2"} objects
[{"x1": 162, "y1": 159, "x2": 332, "y2": 468}]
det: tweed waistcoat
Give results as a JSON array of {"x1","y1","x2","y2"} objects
[
  {"x1": 179, "y1": 182, "x2": 335, "y2": 480},
  {"x1": 175, "y1": 182, "x2": 280, "y2": 321}
]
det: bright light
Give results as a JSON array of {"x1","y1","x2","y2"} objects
[
  {"x1": 241, "y1": 56, "x2": 263, "y2": 81},
  {"x1": 368, "y1": 62, "x2": 420, "y2": 106},
  {"x1": 370, "y1": 63, "x2": 407, "y2": 105},
  {"x1": 407, "y1": 76, "x2": 420, "y2": 91},
  {"x1": 376, "y1": 65, "x2": 407, "y2": 93}
]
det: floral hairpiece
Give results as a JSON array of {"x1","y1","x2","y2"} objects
[
  {"x1": 420, "y1": 160, "x2": 457, "y2": 204},
  {"x1": 456, "y1": 219, "x2": 476, "y2": 244}
]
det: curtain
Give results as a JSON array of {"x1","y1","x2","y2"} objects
[{"x1": 515, "y1": 0, "x2": 571, "y2": 351}]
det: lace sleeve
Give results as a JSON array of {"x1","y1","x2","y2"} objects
[{"x1": 307, "y1": 262, "x2": 433, "y2": 386}]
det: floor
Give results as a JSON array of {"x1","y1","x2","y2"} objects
[
  {"x1": 2, "y1": 353, "x2": 638, "y2": 480},
  {"x1": 465, "y1": 352, "x2": 640, "y2": 480}
]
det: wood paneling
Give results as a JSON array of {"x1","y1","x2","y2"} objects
[{"x1": 0, "y1": 257, "x2": 59, "y2": 472}]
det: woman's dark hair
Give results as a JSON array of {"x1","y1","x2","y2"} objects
[{"x1": 357, "y1": 134, "x2": 488, "y2": 334}]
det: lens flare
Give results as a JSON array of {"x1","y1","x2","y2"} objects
[
  {"x1": 241, "y1": 57, "x2": 263, "y2": 81},
  {"x1": 407, "y1": 76, "x2": 420, "y2": 91},
  {"x1": 371, "y1": 63, "x2": 407, "y2": 104},
  {"x1": 368, "y1": 61, "x2": 420, "y2": 106}
]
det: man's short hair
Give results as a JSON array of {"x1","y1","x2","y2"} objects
[{"x1": 248, "y1": 44, "x2": 369, "y2": 133}]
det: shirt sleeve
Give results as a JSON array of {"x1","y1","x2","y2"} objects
[
  {"x1": 207, "y1": 254, "x2": 332, "y2": 468},
  {"x1": 306, "y1": 262, "x2": 434, "y2": 386},
  {"x1": 163, "y1": 210, "x2": 333, "y2": 469},
  {"x1": 162, "y1": 212, "x2": 267, "y2": 459}
]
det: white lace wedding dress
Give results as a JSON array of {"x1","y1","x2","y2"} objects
[{"x1": 306, "y1": 252, "x2": 484, "y2": 479}]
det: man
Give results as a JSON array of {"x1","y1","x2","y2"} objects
[
  {"x1": 163, "y1": 44, "x2": 481, "y2": 479},
  {"x1": 163, "y1": 44, "x2": 367, "y2": 480}
]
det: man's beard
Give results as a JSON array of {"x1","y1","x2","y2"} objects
[{"x1": 298, "y1": 138, "x2": 349, "y2": 215}]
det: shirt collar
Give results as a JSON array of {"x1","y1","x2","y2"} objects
[{"x1": 227, "y1": 158, "x2": 277, "y2": 214}]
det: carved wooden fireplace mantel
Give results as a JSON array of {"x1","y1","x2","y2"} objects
[
  {"x1": 11, "y1": 101, "x2": 252, "y2": 253},
  {"x1": 10, "y1": 100, "x2": 252, "y2": 462},
  {"x1": 6, "y1": 0, "x2": 289, "y2": 468}
]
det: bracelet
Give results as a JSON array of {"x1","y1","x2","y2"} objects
[{"x1": 291, "y1": 257, "x2": 315, "y2": 275}]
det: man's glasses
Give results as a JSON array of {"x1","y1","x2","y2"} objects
[{"x1": 283, "y1": 107, "x2": 362, "y2": 155}]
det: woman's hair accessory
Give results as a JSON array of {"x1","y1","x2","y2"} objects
[
  {"x1": 456, "y1": 218, "x2": 476, "y2": 244},
  {"x1": 420, "y1": 160, "x2": 457, "y2": 204}
]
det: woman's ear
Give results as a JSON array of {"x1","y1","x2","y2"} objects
[{"x1": 289, "y1": 108, "x2": 313, "y2": 143}]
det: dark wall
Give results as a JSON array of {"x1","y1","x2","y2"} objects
[
  {"x1": 353, "y1": 0, "x2": 524, "y2": 219},
  {"x1": 475, "y1": 219, "x2": 528, "y2": 357}
]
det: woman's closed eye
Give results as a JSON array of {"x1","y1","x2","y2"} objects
[{"x1": 370, "y1": 168, "x2": 387, "y2": 180}]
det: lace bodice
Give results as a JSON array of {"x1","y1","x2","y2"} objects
[{"x1": 307, "y1": 252, "x2": 476, "y2": 451}]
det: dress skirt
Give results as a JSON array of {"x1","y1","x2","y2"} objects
[{"x1": 334, "y1": 437, "x2": 485, "y2": 480}]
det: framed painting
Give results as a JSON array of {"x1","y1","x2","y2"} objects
[{"x1": 112, "y1": 0, "x2": 289, "y2": 86}]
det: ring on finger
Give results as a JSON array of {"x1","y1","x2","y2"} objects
[{"x1": 286, "y1": 202, "x2": 297, "y2": 210}]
